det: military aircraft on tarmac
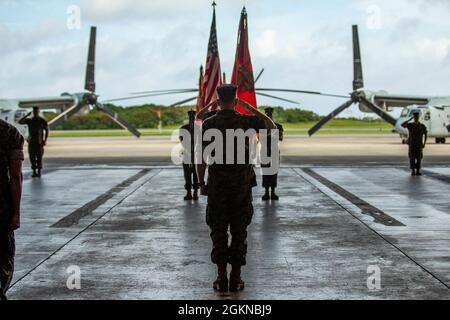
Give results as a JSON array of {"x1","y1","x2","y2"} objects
[
  {"x1": 0, "y1": 26, "x2": 142, "y2": 138},
  {"x1": 257, "y1": 25, "x2": 450, "y2": 144},
  {"x1": 128, "y1": 24, "x2": 450, "y2": 144}
]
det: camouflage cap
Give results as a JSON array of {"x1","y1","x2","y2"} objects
[
  {"x1": 217, "y1": 85, "x2": 237, "y2": 104},
  {"x1": 264, "y1": 107, "x2": 274, "y2": 115}
]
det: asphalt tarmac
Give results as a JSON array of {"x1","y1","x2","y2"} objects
[
  {"x1": 31, "y1": 134, "x2": 450, "y2": 167},
  {"x1": 8, "y1": 135, "x2": 450, "y2": 300}
]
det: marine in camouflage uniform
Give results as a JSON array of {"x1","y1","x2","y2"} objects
[
  {"x1": 260, "y1": 108, "x2": 284, "y2": 201},
  {"x1": 0, "y1": 119, "x2": 24, "y2": 300},
  {"x1": 197, "y1": 85, "x2": 275, "y2": 293},
  {"x1": 18, "y1": 107, "x2": 48, "y2": 178},
  {"x1": 179, "y1": 111, "x2": 199, "y2": 201},
  {"x1": 402, "y1": 111, "x2": 428, "y2": 176}
]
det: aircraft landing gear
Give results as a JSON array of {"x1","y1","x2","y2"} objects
[{"x1": 435, "y1": 138, "x2": 446, "y2": 144}]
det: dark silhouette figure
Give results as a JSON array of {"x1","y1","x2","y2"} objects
[
  {"x1": 179, "y1": 111, "x2": 199, "y2": 201},
  {"x1": 18, "y1": 107, "x2": 48, "y2": 177},
  {"x1": 261, "y1": 108, "x2": 284, "y2": 201},
  {"x1": 0, "y1": 119, "x2": 24, "y2": 300},
  {"x1": 402, "y1": 111, "x2": 428, "y2": 176},
  {"x1": 197, "y1": 85, "x2": 276, "y2": 293}
]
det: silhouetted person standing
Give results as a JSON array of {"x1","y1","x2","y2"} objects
[
  {"x1": 19, "y1": 107, "x2": 48, "y2": 177},
  {"x1": 402, "y1": 111, "x2": 428, "y2": 176},
  {"x1": 261, "y1": 108, "x2": 284, "y2": 201},
  {"x1": 179, "y1": 111, "x2": 199, "y2": 201},
  {"x1": 0, "y1": 119, "x2": 24, "y2": 300},
  {"x1": 197, "y1": 85, "x2": 276, "y2": 293}
]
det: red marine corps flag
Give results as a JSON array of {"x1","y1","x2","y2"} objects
[
  {"x1": 202, "y1": 2, "x2": 222, "y2": 111},
  {"x1": 231, "y1": 7, "x2": 257, "y2": 115}
]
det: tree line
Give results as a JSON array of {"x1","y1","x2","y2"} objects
[{"x1": 44, "y1": 104, "x2": 324, "y2": 130}]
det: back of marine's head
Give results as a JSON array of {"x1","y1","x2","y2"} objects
[{"x1": 216, "y1": 85, "x2": 237, "y2": 109}]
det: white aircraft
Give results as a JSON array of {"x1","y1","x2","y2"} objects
[
  {"x1": 0, "y1": 26, "x2": 142, "y2": 138},
  {"x1": 252, "y1": 25, "x2": 450, "y2": 144}
]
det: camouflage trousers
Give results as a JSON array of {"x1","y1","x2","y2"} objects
[
  {"x1": 183, "y1": 164, "x2": 198, "y2": 191},
  {"x1": 29, "y1": 143, "x2": 44, "y2": 170},
  {"x1": 262, "y1": 165, "x2": 278, "y2": 188},
  {"x1": 261, "y1": 153, "x2": 280, "y2": 188},
  {"x1": 0, "y1": 231, "x2": 15, "y2": 300},
  {"x1": 409, "y1": 148, "x2": 423, "y2": 170},
  {"x1": 206, "y1": 186, "x2": 254, "y2": 266}
]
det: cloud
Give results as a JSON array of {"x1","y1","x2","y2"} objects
[
  {"x1": 416, "y1": 38, "x2": 450, "y2": 61},
  {"x1": 254, "y1": 29, "x2": 277, "y2": 57},
  {"x1": 80, "y1": 0, "x2": 207, "y2": 21},
  {"x1": 1, "y1": 0, "x2": 450, "y2": 118},
  {"x1": 0, "y1": 19, "x2": 65, "y2": 57}
]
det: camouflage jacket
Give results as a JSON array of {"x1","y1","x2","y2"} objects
[
  {"x1": 406, "y1": 122, "x2": 427, "y2": 150},
  {"x1": 19, "y1": 116, "x2": 48, "y2": 145},
  {"x1": 201, "y1": 109, "x2": 265, "y2": 189},
  {"x1": 0, "y1": 119, "x2": 24, "y2": 226}
]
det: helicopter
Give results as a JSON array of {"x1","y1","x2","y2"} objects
[{"x1": 0, "y1": 26, "x2": 143, "y2": 139}]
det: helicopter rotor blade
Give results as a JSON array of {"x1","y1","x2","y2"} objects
[
  {"x1": 129, "y1": 89, "x2": 198, "y2": 95},
  {"x1": 358, "y1": 96, "x2": 397, "y2": 126},
  {"x1": 256, "y1": 88, "x2": 349, "y2": 99},
  {"x1": 85, "y1": 26, "x2": 96, "y2": 92},
  {"x1": 256, "y1": 92, "x2": 300, "y2": 105},
  {"x1": 96, "y1": 102, "x2": 141, "y2": 138},
  {"x1": 308, "y1": 99, "x2": 355, "y2": 136},
  {"x1": 105, "y1": 90, "x2": 199, "y2": 103},
  {"x1": 48, "y1": 103, "x2": 87, "y2": 130},
  {"x1": 170, "y1": 96, "x2": 198, "y2": 107},
  {"x1": 254, "y1": 68, "x2": 265, "y2": 84},
  {"x1": 352, "y1": 25, "x2": 365, "y2": 91}
]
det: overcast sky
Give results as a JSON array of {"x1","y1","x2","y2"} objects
[{"x1": 1, "y1": 0, "x2": 450, "y2": 117}]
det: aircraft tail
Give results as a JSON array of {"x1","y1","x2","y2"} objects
[
  {"x1": 85, "y1": 26, "x2": 96, "y2": 92},
  {"x1": 352, "y1": 25, "x2": 364, "y2": 91}
]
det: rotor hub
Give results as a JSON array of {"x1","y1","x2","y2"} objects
[{"x1": 84, "y1": 93, "x2": 98, "y2": 105}]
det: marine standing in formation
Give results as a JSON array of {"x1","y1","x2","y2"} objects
[
  {"x1": 0, "y1": 119, "x2": 24, "y2": 300},
  {"x1": 197, "y1": 85, "x2": 276, "y2": 293},
  {"x1": 18, "y1": 107, "x2": 49, "y2": 178},
  {"x1": 261, "y1": 108, "x2": 284, "y2": 201},
  {"x1": 179, "y1": 111, "x2": 199, "y2": 201},
  {"x1": 402, "y1": 111, "x2": 428, "y2": 176}
]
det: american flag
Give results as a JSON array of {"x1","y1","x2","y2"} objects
[{"x1": 202, "y1": 5, "x2": 222, "y2": 109}]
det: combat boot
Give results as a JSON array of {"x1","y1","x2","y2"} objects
[
  {"x1": 184, "y1": 191, "x2": 193, "y2": 201},
  {"x1": 262, "y1": 188, "x2": 270, "y2": 201},
  {"x1": 271, "y1": 188, "x2": 279, "y2": 201},
  {"x1": 229, "y1": 265, "x2": 245, "y2": 292},
  {"x1": 32, "y1": 170, "x2": 38, "y2": 178},
  {"x1": 193, "y1": 189, "x2": 199, "y2": 201},
  {"x1": 213, "y1": 264, "x2": 228, "y2": 293},
  {"x1": 416, "y1": 170, "x2": 422, "y2": 176},
  {"x1": 37, "y1": 169, "x2": 41, "y2": 178},
  {"x1": 411, "y1": 170, "x2": 416, "y2": 176}
]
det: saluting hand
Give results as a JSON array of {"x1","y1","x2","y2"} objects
[{"x1": 237, "y1": 98, "x2": 255, "y2": 113}]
